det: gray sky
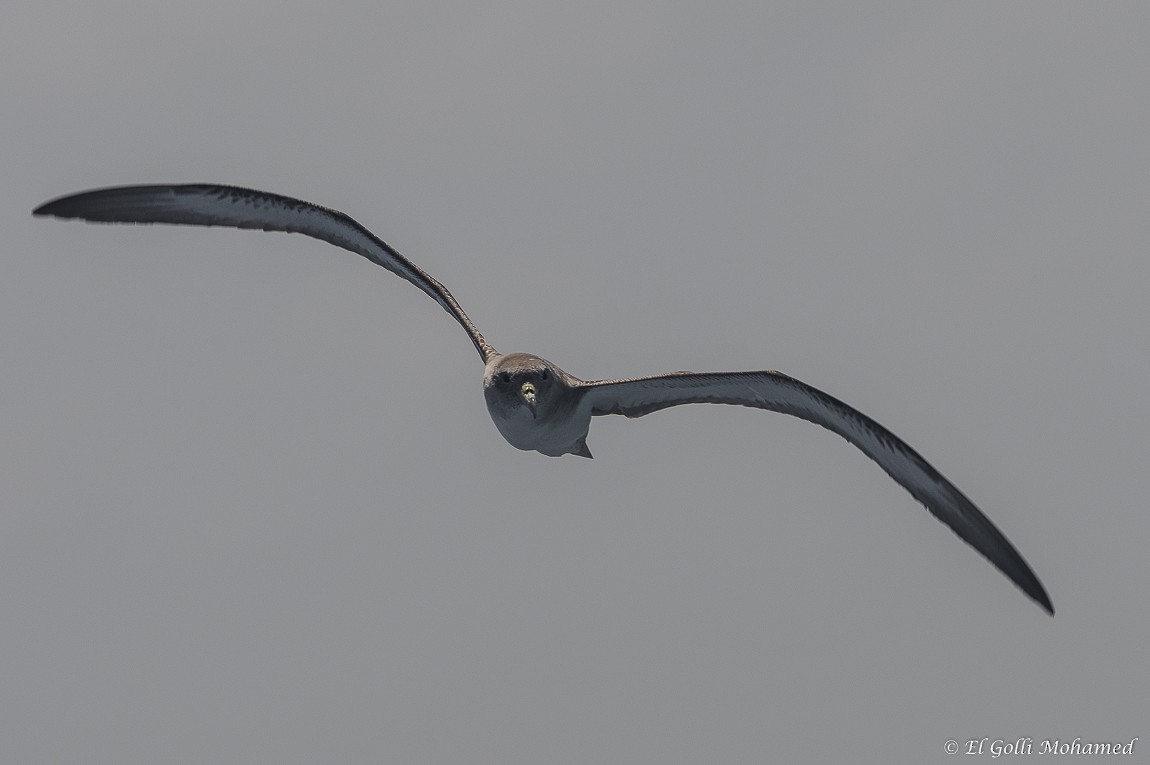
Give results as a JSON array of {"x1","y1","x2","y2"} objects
[{"x1": 4, "y1": 2, "x2": 1148, "y2": 762}]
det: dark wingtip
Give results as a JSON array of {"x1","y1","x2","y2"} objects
[
  {"x1": 32, "y1": 199, "x2": 58, "y2": 217},
  {"x1": 33, "y1": 191, "x2": 94, "y2": 219},
  {"x1": 1014, "y1": 568, "x2": 1054, "y2": 615},
  {"x1": 1005, "y1": 558, "x2": 1054, "y2": 615},
  {"x1": 33, "y1": 185, "x2": 171, "y2": 221},
  {"x1": 1035, "y1": 588, "x2": 1054, "y2": 616},
  {"x1": 1015, "y1": 559, "x2": 1054, "y2": 615}
]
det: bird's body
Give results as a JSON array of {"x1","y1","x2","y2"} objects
[{"x1": 34, "y1": 183, "x2": 1054, "y2": 614}]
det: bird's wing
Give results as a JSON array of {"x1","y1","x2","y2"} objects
[
  {"x1": 34, "y1": 184, "x2": 497, "y2": 362},
  {"x1": 577, "y1": 369, "x2": 1053, "y2": 614}
]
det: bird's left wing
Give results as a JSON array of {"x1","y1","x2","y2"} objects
[
  {"x1": 33, "y1": 184, "x2": 497, "y2": 362},
  {"x1": 576, "y1": 369, "x2": 1053, "y2": 614}
]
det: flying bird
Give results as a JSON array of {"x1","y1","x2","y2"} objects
[{"x1": 34, "y1": 184, "x2": 1053, "y2": 614}]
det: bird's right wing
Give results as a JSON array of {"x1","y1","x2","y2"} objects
[
  {"x1": 34, "y1": 184, "x2": 497, "y2": 362},
  {"x1": 577, "y1": 369, "x2": 1053, "y2": 614}
]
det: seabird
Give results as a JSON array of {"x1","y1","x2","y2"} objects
[{"x1": 33, "y1": 184, "x2": 1053, "y2": 614}]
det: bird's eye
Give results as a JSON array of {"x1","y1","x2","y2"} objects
[
  {"x1": 540, "y1": 369, "x2": 550, "y2": 380},
  {"x1": 500, "y1": 372, "x2": 511, "y2": 383}
]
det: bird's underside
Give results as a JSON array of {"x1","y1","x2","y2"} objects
[{"x1": 34, "y1": 183, "x2": 1054, "y2": 614}]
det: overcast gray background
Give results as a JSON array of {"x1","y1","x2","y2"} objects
[{"x1": 4, "y1": 3, "x2": 1148, "y2": 763}]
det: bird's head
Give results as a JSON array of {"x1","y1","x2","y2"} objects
[{"x1": 484, "y1": 353, "x2": 565, "y2": 420}]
